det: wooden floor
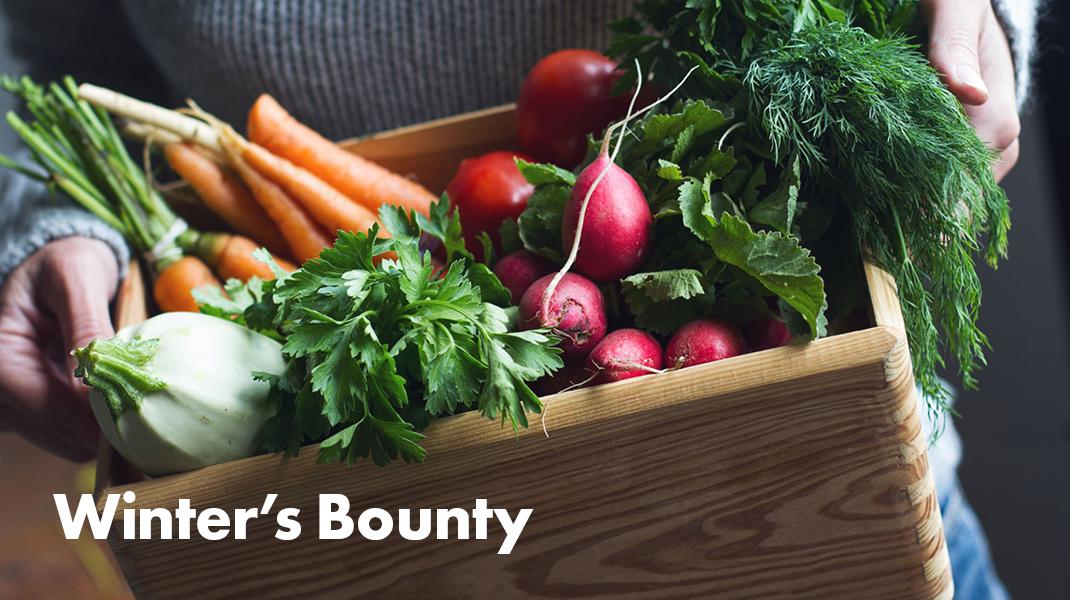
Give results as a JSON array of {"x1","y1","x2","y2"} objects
[{"x1": 0, "y1": 434, "x2": 131, "y2": 599}]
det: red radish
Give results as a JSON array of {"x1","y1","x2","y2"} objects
[
  {"x1": 445, "y1": 150, "x2": 535, "y2": 258},
  {"x1": 533, "y1": 359, "x2": 591, "y2": 396},
  {"x1": 429, "y1": 255, "x2": 447, "y2": 279},
  {"x1": 664, "y1": 319, "x2": 745, "y2": 369},
  {"x1": 586, "y1": 328, "x2": 663, "y2": 384},
  {"x1": 744, "y1": 317, "x2": 792, "y2": 351},
  {"x1": 517, "y1": 50, "x2": 636, "y2": 168},
  {"x1": 520, "y1": 272, "x2": 607, "y2": 359},
  {"x1": 494, "y1": 250, "x2": 557, "y2": 303},
  {"x1": 539, "y1": 61, "x2": 697, "y2": 337},
  {"x1": 561, "y1": 153, "x2": 652, "y2": 282}
]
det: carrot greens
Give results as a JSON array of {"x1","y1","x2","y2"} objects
[{"x1": 0, "y1": 76, "x2": 179, "y2": 263}]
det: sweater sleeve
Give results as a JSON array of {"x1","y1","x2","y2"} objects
[
  {"x1": 992, "y1": 0, "x2": 1043, "y2": 108},
  {"x1": 0, "y1": 0, "x2": 171, "y2": 285},
  {"x1": 0, "y1": 150, "x2": 130, "y2": 284}
]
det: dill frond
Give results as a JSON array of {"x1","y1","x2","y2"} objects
[{"x1": 743, "y1": 24, "x2": 1009, "y2": 418}]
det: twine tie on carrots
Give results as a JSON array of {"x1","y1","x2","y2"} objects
[{"x1": 146, "y1": 219, "x2": 189, "y2": 267}]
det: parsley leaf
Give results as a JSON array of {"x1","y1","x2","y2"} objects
[
  {"x1": 250, "y1": 197, "x2": 562, "y2": 466},
  {"x1": 417, "y1": 193, "x2": 468, "y2": 262}
]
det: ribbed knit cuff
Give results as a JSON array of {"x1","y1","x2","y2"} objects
[
  {"x1": 0, "y1": 196, "x2": 129, "y2": 288},
  {"x1": 992, "y1": 0, "x2": 1042, "y2": 109}
]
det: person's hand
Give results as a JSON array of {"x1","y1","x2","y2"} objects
[
  {"x1": 924, "y1": 0, "x2": 1021, "y2": 182},
  {"x1": 0, "y1": 237, "x2": 119, "y2": 461}
]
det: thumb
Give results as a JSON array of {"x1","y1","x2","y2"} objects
[
  {"x1": 37, "y1": 241, "x2": 120, "y2": 379},
  {"x1": 60, "y1": 285, "x2": 116, "y2": 381},
  {"x1": 924, "y1": 0, "x2": 989, "y2": 106}
]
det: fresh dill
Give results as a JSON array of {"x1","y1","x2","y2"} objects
[{"x1": 608, "y1": 0, "x2": 1011, "y2": 423}]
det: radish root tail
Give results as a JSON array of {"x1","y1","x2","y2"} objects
[
  {"x1": 539, "y1": 357, "x2": 665, "y2": 437},
  {"x1": 540, "y1": 370, "x2": 600, "y2": 438},
  {"x1": 608, "y1": 360, "x2": 666, "y2": 375}
]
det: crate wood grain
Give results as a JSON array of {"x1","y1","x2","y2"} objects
[{"x1": 95, "y1": 107, "x2": 951, "y2": 600}]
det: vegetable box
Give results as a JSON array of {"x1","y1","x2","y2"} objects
[{"x1": 94, "y1": 105, "x2": 952, "y2": 600}]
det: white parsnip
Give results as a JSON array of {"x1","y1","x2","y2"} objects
[
  {"x1": 121, "y1": 121, "x2": 183, "y2": 146},
  {"x1": 78, "y1": 83, "x2": 221, "y2": 152},
  {"x1": 123, "y1": 122, "x2": 229, "y2": 168}
]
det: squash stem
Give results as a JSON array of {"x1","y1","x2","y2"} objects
[{"x1": 73, "y1": 337, "x2": 167, "y2": 420}]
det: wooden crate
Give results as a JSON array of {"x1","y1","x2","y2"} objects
[{"x1": 95, "y1": 106, "x2": 951, "y2": 599}]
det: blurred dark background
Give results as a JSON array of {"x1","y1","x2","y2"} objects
[
  {"x1": 0, "y1": 4, "x2": 1067, "y2": 599},
  {"x1": 954, "y1": 2, "x2": 1070, "y2": 597}
]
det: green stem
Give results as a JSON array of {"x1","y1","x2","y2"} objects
[
  {"x1": 53, "y1": 175, "x2": 126, "y2": 232},
  {"x1": 2, "y1": 76, "x2": 182, "y2": 256},
  {"x1": 72, "y1": 337, "x2": 167, "y2": 421},
  {"x1": 0, "y1": 152, "x2": 48, "y2": 182},
  {"x1": 63, "y1": 78, "x2": 108, "y2": 141},
  {"x1": 6, "y1": 112, "x2": 96, "y2": 193},
  {"x1": 885, "y1": 205, "x2": 910, "y2": 267}
]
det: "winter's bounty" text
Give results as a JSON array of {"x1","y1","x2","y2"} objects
[{"x1": 54, "y1": 492, "x2": 533, "y2": 554}]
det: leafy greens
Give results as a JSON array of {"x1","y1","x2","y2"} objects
[{"x1": 203, "y1": 199, "x2": 562, "y2": 466}]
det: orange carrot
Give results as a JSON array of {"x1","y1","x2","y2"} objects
[
  {"x1": 248, "y1": 94, "x2": 434, "y2": 216},
  {"x1": 226, "y1": 147, "x2": 333, "y2": 262},
  {"x1": 239, "y1": 139, "x2": 382, "y2": 236},
  {"x1": 164, "y1": 142, "x2": 291, "y2": 258},
  {"x1": 188, "y1": 232, "x2": 296, "y2": 282},
  {"x1": 153, "y1": 256, "x2": 222, "y2": 313}
]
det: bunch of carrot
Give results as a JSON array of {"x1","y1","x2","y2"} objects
[
  {"x1": 85, "y1": 86, "x2": 436, "y2": 271},
  {"x1": 0, "y1": 76, "x2": 311, "y2": 312},
  {"x1": 2, "y1": 77, "x2": 436, "y2": 313}
]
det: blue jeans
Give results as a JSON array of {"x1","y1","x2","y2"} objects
[{"x1": 942, "y1": 481, "x2": 1011, "y2": 599}]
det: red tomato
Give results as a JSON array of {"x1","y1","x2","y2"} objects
[
  {"x1": 517, "y1": 49, "x2": 634, "y2": 168},
  {"x1": 446, "y1": 150, "x2": 535, "y2": 258}
]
